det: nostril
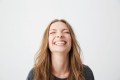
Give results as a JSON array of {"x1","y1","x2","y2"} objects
[{"x1": 56, "y1": 35, "x2": 63, "y2": 38}]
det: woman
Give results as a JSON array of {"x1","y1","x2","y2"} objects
[{"x1": 27, "y1": 19, "x2": 94, "y2": 80}]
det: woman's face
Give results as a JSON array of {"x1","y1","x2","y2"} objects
[{"x1": 48, "y1": 21, "x2": 72, "y2": 55}]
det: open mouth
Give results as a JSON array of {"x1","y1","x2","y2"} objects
[{"x1": 54, "y1": 41, "x2": 66, "y2": 46}]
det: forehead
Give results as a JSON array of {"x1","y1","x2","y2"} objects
[{"x1": 49, "y1": 21, "x2": 69, "y2": 30}]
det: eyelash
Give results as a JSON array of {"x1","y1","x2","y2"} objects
[
  {"x1": 50, "y1": 32, "x2": 56, "y2": 34},
  {"x1": 64, "y1": 32, "x2": 70, "y2": 33},
  {"x1": 49, "y1": 31, "x2": 70, "y2": 34}
]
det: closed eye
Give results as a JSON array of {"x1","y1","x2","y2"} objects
[
  {"x1": 64, "y1": 32, "x2": 70, "y2": 34},
  {"x1": 63, "y1": 29, "x2": 70, "y2": 34},
  {"x1": 49, "y1": 32, "x2": 56, "y2": 34},
  {"x1": 63, "y1": 30, "x2": 70, "y2": 34}
]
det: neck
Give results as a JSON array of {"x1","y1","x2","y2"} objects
[{"x1": 51, "y1": 52, "x2": 69, "y2": 78}]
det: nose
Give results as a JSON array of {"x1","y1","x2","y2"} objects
[
  {"x1": 56, "y1": 35, "x2": 63, "y2": 38},
  {"x1": 56, "y1": 32, "x2": 63, "y2": 38}
]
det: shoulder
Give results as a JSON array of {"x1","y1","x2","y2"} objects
[
  {"x1": 83, "y1": 65, "x2": 95, "y2": 80},
  {"x1": 26, "y1": 65, "x2": 94, "y2": 80},
  {"x1": 26, "y1": 68, "x2": 34, "y2": 80}
]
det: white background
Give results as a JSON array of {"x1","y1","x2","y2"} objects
[{"x1": 0, "y1": 0, "x2": 120, "y2": 80}]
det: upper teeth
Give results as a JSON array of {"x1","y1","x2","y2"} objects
[{"x1": 55, "y1": 41, "x2": 66, "y2": 45}]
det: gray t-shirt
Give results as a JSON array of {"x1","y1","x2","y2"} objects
[{"x1": 27, "y1": 65, "x2": 94, "y2": 80}]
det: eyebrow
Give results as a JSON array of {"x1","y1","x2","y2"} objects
[
  {"x1": 49, "y1": 29, "x2": 69, "y2": 31},
  {"x1": 49, "y1": 29, "x2": 57, "y2": 31}
]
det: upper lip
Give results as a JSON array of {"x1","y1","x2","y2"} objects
[{"x1": 53, "y1": 40, "x2": 66, "y2": 44}]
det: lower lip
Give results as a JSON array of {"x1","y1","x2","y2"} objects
[
  {"x1": 54, "y1": 43, "x2": 66, "y2": 46},
  {"x1": 55, "y1": 44, "x2": 65, "y2": 46}
]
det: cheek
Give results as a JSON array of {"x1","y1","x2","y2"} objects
[
  {"x1": 48, "y1": 37, "x2": 51, "y2": 45},
  {"x1": 67, "y1": 35, "x2": 71, "y2": 41},
  {"x1": 66, "y1": 35, "x2": 72, "y2": 45},
  {"x1": 48, "y1": 36, "x2": 54, "y2": 45},
  {"x1": 69, "y1": 39, "x2": 72, "y2": 45}
]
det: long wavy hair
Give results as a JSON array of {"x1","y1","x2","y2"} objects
[{"x1": 34, "y1": 19, "x2": 85, "y2": 80}]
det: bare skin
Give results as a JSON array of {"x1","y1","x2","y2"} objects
[{"x1": 48, "y1": 22, "x2": 71, "y2": 78}]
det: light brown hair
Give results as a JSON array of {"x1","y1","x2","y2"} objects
[{"x1": 34, "y1": 19, "x2": 85, "y2": 80}]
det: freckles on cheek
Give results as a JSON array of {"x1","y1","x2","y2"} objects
[
  {"x1": 48, "y1": 36, "x2": 53, "y2": 44},
  {"x1": 48, "y1": 36, "x2": 50, "y2": 44}
]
